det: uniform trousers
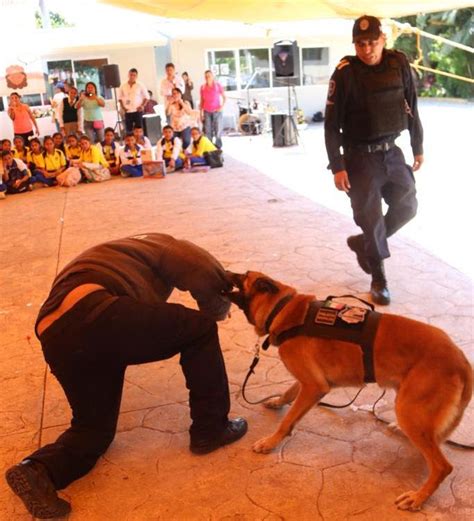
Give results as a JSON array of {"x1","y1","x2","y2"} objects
[
  {"x1": 27, "y1": 290, "x2": 230, "y2": 490},
  {"x1": 344, "y1": 145, "x2": 417, "y2": 262}
]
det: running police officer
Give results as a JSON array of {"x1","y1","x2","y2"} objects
[
  {"x1": 324, "y1": 15, "x2": 424, "y2": 305},
  {"x1": 6, "y1": 233, "x2": 247, "y2": 519}
]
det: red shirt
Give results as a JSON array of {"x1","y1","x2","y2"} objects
[{"x1": 200, "y1": 81, "x2": 224, "y2": 113}]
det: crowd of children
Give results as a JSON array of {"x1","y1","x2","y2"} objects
[{"x1": 0, "y1": 125, "x2": 220, "y2": 199}]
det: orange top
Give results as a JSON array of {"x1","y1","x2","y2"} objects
[{"x1": 11, "y1": 104, "x2": 33, "y2": 134}]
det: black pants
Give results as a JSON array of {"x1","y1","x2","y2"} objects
[
  {"x1": 345, "y1": 145, "x2": 417, "y2": 262},
  {"x1": 125, "y1": 111, "x2": 144, "y2": 132},
  {"x1": 28, "y1": 290, "x2": 230, "y2": 490}
]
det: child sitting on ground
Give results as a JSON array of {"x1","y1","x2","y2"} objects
[
  {"x1": 119, "y1": 133, "x2": 143, "y2": 177},
  {"x1": 13, "y1": 136, "x2": 30, "y2": 163},
  {"x1": 133, "y1": 126, "x2": 152, "y2": 149},
  {"x1": 100, "y1": 127, "x2": 121, "y2": 175},
  {"x1": 64, "y1": 134, "x2": 82, "y2": 163},
  {"x1": 77, "y1": 135, "x2": 110, "y2": 182},
  {"x1": 1, "y1": 150, "x2": 31, "y2": 194},
  {"x1": 156, "y1": 125, "x2": 184, "y2": 172},
  {"x1": 27, "y1": 138, "x2": 56, "y2": 187},
  {"x1": 53, "y1": 132, "x2": 66, "y2": 155},
  {"x1": 184, "y1": 126, "x2": 217, "y2": 169}
]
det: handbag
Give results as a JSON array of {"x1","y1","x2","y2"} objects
[
  {"x1": 93, "y1": 120, "x2": 104, "y2": 130},
  {"x1": 203, "y1": 149, "x2": 224, "y2": 168},
  {"x1": 81, "y1": 162, "x2": 111, "y2": 182}
]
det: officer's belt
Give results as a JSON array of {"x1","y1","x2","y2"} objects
[
  {"x1": 262, "y1": 297, "x2": 381, "y2": 383},
  {"x1": 347, "y1": 140, "x2": 396, "y2": 154}
]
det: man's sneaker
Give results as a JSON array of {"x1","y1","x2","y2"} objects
[
  {"x1": 5, "y1": 460, "x2": 71, "y2": 519},
  {"x1": 370, "y1": 261, "x2": 391, "y2": 305},
  {"x1": 347, "y1": 235, "x2": 371, "y2": 274},
  {"x1": 190, "y1": 417, "x2": 248, "y2": 455}
]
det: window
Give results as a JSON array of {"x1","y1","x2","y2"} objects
[
  {"x1": 19, "y1": 94, "x2": 43, "y2": 107},
  {"x1": 207, "y1": 50, "x2": 237, "y2": 91},
  {"x1": 302, "y1": 47, "x2": 329, "y2": 85},
  {"x1": 239, "y1": 49, "x2": 270, "y2": 89}
]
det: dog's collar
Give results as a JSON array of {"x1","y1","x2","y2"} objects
[{"x1": 263, "y1": 294, "x2": 294, "y2": 335}]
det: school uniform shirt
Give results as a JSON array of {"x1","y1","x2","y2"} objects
[
  {"x1": 28, "y1": 151, "x2": 46, "y2": 170},
  {"x1": 156, "y1": 137, "x2": 183, "y2": 161},
  {"x1": 13, "y1": 146, "x2": 30, "y2": 162},
  {"x1": 79, "y1": 145, "x2": 109, "y2": 168},
  {"x1": 136, "y1": 136, "x2": 152, "y2": 149},
  {"x1": 5, "y1": 158, "x2": 28, "y2": 182},
  {"x1": 65, "y1": 145, "x2": 81, "y2": 161},
  {"x1": 185, "y1": 135, "x2": 217, "y2": 157},
  {"x1": 44, "y1": 150, "x2": 66, "y2": 172},
  {"x1": 119, "y1": 144, "x2": 143, "y2": 166},
  {"x1": 100, "y1": 141, "x2": 119, "y2": 167}
]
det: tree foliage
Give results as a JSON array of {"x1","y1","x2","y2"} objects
[
  {"x1": 394, "y1": 8, "x2": 474, "y2": 99},
  {"x1": 35, "y1": 10, "x2": 74, "y2": 28}
]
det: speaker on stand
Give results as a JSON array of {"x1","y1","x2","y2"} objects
[
  {"x1": 102, "y1": 64, "x2": 124, "y2": 138},
  {"x1": 271, "y1": 41, "x2": 300, "y2": 147}
]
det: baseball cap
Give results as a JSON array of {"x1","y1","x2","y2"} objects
[{"x1": 352, "y1": 15, "x2": 382, "y2": 42}]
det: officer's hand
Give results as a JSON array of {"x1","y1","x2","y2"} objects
[
  {"x1": 413, "y1": 155, "x2": 424, "y2": 172},
  {"x1": 334, "y1": 170, "x2": 351, "y2": 192}
]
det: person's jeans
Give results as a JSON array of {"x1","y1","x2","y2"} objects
[
  {"x1": 27, "y1": 290, "x2": 230, "y2": 490},
  {"x1": 84, "y1": 121, "x2": 105, "y2": 143},
  {"x1": 120, "y1": 164, "x2": 143, "y2": 177},
  {"x1": 31, "y1": 170, "x2": 57, "y2": 187},
  {"x1": 125, "y1": 112, "x2": 144, "y2": 133},
  {"x1": 203, "y1": 111, "x2": 223, "y2": 149},
  {"x1": 174, "y1": 127, "x2": 191, "y2": 150}
]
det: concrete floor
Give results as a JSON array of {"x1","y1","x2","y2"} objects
[{"x1": 0, "y1": 155, "x2": 472, "y2": 520}]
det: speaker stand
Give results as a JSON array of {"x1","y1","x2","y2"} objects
[
  {"x1": 274, "y1": 77, "x2": 299, "y2": 146},
  {"x1": 112, "y1": 87, "x2": 125, "y2": 139}
]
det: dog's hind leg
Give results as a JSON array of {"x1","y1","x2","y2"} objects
[
  {"x1": 393, "y1": 371, "x2": 462, "y2": 510},
  {"x1": 264, "y1": 382, "x2": 300, "y2": 409}
]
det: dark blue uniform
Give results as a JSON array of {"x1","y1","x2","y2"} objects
[{"x1": 324, "y1": 49, "x2": 423, "y2": 262}]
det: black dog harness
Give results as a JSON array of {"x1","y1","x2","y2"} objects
[{"x1": 262, "y1": 295, "x2": 381, "y2": 383}]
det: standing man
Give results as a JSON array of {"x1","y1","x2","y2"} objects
[
  {"x1": 118, "y1": 68, "x2": 149, "y2": 133},
  {"x1": 200, "y1": 70, "x2": 226, "y2": 149},
  {"x1": 5, "y1": 233, "x2": 247, "y2": 519},
  {"x1": 160, "y1": 63, "x2": 185, "y2": 117},
  {"x1": 324, "y1": 15, "x2": 423, "y2": 305}
]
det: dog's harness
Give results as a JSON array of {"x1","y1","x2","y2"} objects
[{"x1": 261, "y1": 295, "x2": 381, "y2": 383}]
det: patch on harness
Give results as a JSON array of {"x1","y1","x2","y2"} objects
[
  {"x1": 315, "y1": 299, "x2": 368, "y2": 327},
  {"x1": 315, "y1": 308, "x2": 338, "y2": 325},
  {"x1": 339, "y1": 306, "x2": 367, "y2": 324}
]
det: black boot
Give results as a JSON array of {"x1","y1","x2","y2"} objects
[
  {"x1": 190, "y1": 417, "x2": 248, "y2": 455},
  {"x1": 347, "y1": 235, "x2": 371, "y2": 274},
  {"x1": 5, "y1": 460, "x2": 71, "y2": 519},
  {"x1": 369, "y1": 261, "x2": 391, "y2": 306}
]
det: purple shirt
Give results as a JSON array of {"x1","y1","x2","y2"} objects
[{"x1": 200, "y1": 82, "x2": 224, "y2": 113}]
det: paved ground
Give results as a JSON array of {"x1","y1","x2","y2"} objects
[{"x1": 0, "y1": 152, "x2": 473, "y2": 520}]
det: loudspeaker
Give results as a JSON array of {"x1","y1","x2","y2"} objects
[
  {"x1": 272, "y1": 40, "x2": 299, "y2": 78},
  {"x1": 271, "y1": 113, "x2": 297, "y2": 147},
  {"x1": 142, "y1": 114, "x2": 162, "y2": 143},
  {"x1": 102, "y1": 64, "x2": 121, "y2": 88}
]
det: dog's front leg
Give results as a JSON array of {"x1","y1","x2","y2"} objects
[
  {"x1": 264, "y1": 381, "x2": 300, "y2": 409},
  {"x1": 253, "y1": 383, "x2": 327, "y2": 453}
]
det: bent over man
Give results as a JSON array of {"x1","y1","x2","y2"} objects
[
  {"x1": 324, "y1": 15, "x2": 424, "y2": 305},
  {"x1": 6, "y1": 233, "x2": 247, "y2": 518}
]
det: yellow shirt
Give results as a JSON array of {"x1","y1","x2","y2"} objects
[
  {"x1": 13, "y1": 146, "x2": 30, "y2": 162},
  {"x1": 44, "y1": 150, "x2": 66, "y2": 171},
  {"x1": 80, "y1": 145, "x2": 109, "y2": 168},
  {"x1": 65, "y1": 144, "x2": 81, "y2": 161},
  {"x1": 190, "y1": 135, "x2": 217, "y2": 157},
  {"x1": 28, "y1": 151, "x2": 46, "y2": 170}
]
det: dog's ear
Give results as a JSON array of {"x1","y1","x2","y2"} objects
[
  {"x1": 225, "y1": 270, "x2": 245, "y2": 290},
  {"x1": 227, "y1": 291, "x2": 246, "y2": 309},
  {"x1": 254, "y1": 277, "x2": 279, "y2": 295}
]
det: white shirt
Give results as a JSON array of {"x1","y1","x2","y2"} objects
[
  {"x1": 52, "y1": 92, "x2": 67, "y2": 120},
  {"x1": 159, "y1": 74, "x2": 185, "y2": 107},
  {"x1": 156, "y1": 137, "x2": 182, "y2": 161},
  {"x1": 119, "y1": 144, "x2": 143, "y2": 166},
  {"x1": 118, "y1": 81, "x2": 149, "y2": 113}
]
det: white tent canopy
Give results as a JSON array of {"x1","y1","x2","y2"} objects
[{"x1": 99, "y1": 0, "x2": 473, "y2": 22}]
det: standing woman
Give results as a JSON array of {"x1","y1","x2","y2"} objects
[
  {"x1": 76, "y1": 82, "x2": 105, "y2": 143},
  {"x1": 58, "y1": 86, "x2": 80, "y2": 136},
  {"x1": 182, "y1": 72, "x2": 194, "y2": 108},
  {"x1": 167, "y1": 88, "x2": 193, "y2": 150},
  {"x1": 8, "y1": 92, "x2": 39, "y2": 142}
]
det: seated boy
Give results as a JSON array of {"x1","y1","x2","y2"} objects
[
  {"x1": 1, "y1": 150, "x2": 31, "y2": 194},
  {"x1": 119, "y1": 133, "x2": 143, "y2": 177},
  {"x1": 156, "y1": 125, "x2": 184, "y2": 172},
  {"x1": 184, "y1": 126, "x2": 217, "y2": 169},
  {"x1": 100, "y1": 128, "x2": 121, "y2": 175},
  {"x1": 133, "y1": 126, "x2": 152, "y2": 149}
]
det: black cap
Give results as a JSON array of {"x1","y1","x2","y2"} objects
[{"x1": 352, "y1": 15, "x2": 382, "y2": 42}]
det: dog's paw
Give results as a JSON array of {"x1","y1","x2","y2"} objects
[
  {"x1": 395, "y1": 490, "x2": 424, "y2": 511},
  {"x1": 252, "y1": 436, "x2": 279, "y2": 453},
  {"x1": 263, "y1": 397, "x2": 285, "y2": 409}
]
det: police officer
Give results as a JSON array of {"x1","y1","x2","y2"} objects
[
  {"x1": 5, "y1": 233, "x2": 247, "y2": 518},
  {"x1": 324, "y1": 15, "x2": 424, "y2": 305}
]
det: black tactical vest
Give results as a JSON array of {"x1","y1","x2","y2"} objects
[{"x1": 345, "y1": 52, "x2": 408, "y2": 142}]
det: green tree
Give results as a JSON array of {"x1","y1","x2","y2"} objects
[
  {"x1": 394, "y1": 8, "x2": 474, "y2": 99},
  {"x1": 35, "y1": 10, "x2": 74, "y2": 28}
]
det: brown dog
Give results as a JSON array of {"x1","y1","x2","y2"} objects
[{"x1": 227, "y1": 271, "x2": 472, "y2": 511}]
